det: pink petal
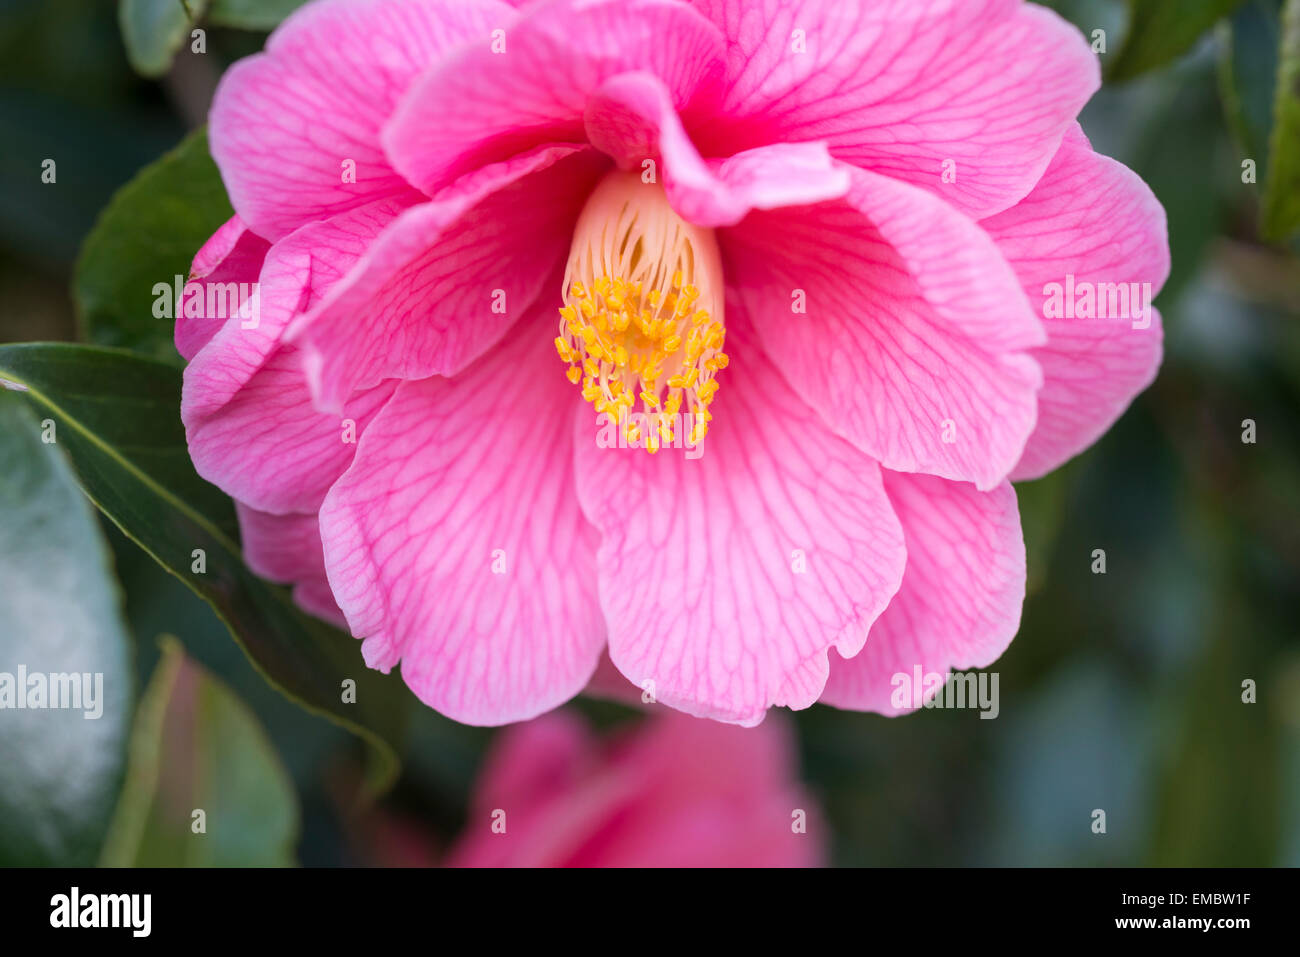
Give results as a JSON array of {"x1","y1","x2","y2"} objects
[
  {"x1": 184, "y1": 199, "x2": 410, "y2": 422},
  {"x1": 572, "y1": 316, "x2": 905, "y2": 727},
  {"x1": 183, "y1": 200, "x2": 409, "y2": 513},
  {"x1": 285, "y1": 146, "x2": 606, "y2": 414},
  {"x1": 209, "y1": 0, "x2": 514, "y2": 240},
  {"x1": 318, "y1": 317, "x2": 605, "y2": 725},
  {"x1": 236, "y1": 502, "x2": 346, "y2": 629},
  {"x1": 585, "y1": 70, "x2": 849, "y2": 227},
  {"x1": 981, "y1": 128, "x2": 1170, "y2": 480},
  {"x1": 187, "y1": 351, "x2": 396, "y2": 515},
  {"x1": 820, "y1": 472, "x2": 1024, "y2": 714},
  {"x1": 726, "y1": 164, "x2": 1044, "y2": 491},
  {"x1": 449, "y1": 711, "x2": 822, "y2": 867},
  {"x1": 176, "y1": 216, "x2": 271, "y2": 361},
  {"x1": 685, "y1": 0, "x2": 1099, "y2": 218},
  {"x1": 566, "y1": 711, "x2": 823, "y2": 867},
  {"x1": 382, "y1": 0, "x2": 726, "y2": 195},
  {"x1": 463, "y1": 709, "x2": 595, "y2": 817}
]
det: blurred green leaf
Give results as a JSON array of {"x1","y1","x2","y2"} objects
[
  {"x1": 0, "y1": 343, "x2": 407, "y2": 793},
  {"x1": 1146, "y1": 599, "x2": 1282, "y2": 864},
  {"x1": 1218, "y1": 0, "x2": 1284, "y2": 170},
  {"x1": 101, "y1": 637, "x2": 298, "y2": 866},
  {"x1": 118, "y1": 0, "x2": 211, "y2": 78},
  {"x1": 1262, "y1": 0, "x2": 1300, "y2": 239},
  {"x1": 1109, "y1": 0, "x2": 1248, "y2": 81},
  {"x1": 1014, "y1": 468, "x2": 1070, "y2": 598},
  {"x1": 208, "y1": 0, "x2": 307, "y2": 30},
  {"x1": 1119, "y1": 54, "x2": 1232, "y2": 304},
  {"x1": 74, "y1": 127, "x2": 231, "y2": 362},
  {"x1": 0, "y1": 393, "x2": 132, "y2": 865}
]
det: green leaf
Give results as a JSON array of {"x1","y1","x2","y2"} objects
[
  {"x1": 101, "y1": 638, "x2": 299, "y2": 866},
  {"x1": 1218, "y1": 0, "x2": 1284, "y2": 171},
  {"x1": 0, "y1": 393, "x2": 133, "y2": 866},
  {"x1": 1262, "y1": 0, "x2": 1300, "y2": 238},
  {"x1": 0, "y1": 343, "x2": 407, "y2": 793},
  {"x1": 208, "y1": 0, "x2": 307, "y2": 30},
  {"x1": 1123, "y1": 53, "x2": 1234, "y2": 303},
  {"x1": 1015, "y1": 468, "x2": 1070, "y2": 598},
  {"x1": 1109, "y1": 0, "x2": 1249, "y2": 81},
  {"x1": 1146, "y1": 597, "x2": 1282, "y2": 864},
  {"x1": 118, "y1": 0, "x2": 211, "y2": 78},
  {"x1": 74, "y1": 127, "x2": 232, "y2": 362}
]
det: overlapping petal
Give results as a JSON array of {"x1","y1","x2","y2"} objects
[
  {"x1": 319, "y1": 313, "x2": 605, "y2": 725},
  {"x1": 183, "y1": 199, "x2": 408, "y2": 513},
  {"x1": 727, "y1": 164, "x2": 1045, "y2": 490},
  {"x1": 285, "y1": 146, "x2": 607, "y2": 413},
  {"x1": 684, "y1": 0, "x2": 1099, "y2": 218},
  {"x1": 981, "y1": 128, "x2": 1170, "y2": 480},
  {"x1": 176, "y1": 215, "x2": 271, "y2": 361},
  {"x1": 821, "y1": 472, "x2": 1024, "y2": 714},
  {"x1": 383, "y1": 0, "x2": 727, "y2": 195},
  {"x1": 584, "y1": 70, "x2": 849, "y2": 226},
  {"x1": 209, "y1": 0, "x2": 512, "y2": 239},
  {"x1": 236, "y1": 503, "x2": 346, "y2": 628},
  {"x1": 572, "y1": 315, "x2": 906, "y2": 726}
]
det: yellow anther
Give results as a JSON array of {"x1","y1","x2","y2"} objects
[
  {"x1": 557, "y1": 170, "x2": 727, "y2": 454},
  {"x1": 668, "y1": 368, "x2": 698, "y2": 390}
]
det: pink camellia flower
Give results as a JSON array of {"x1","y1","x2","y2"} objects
[
  {"x1": 446, "y1": 709, "x2": 822, "y2": 866},
  {"x1": 180, "y1": 0, "x2": 1169, "y2": 726}
]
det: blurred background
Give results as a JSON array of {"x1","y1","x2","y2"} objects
[{"x1": 0, "y1": 0, "x2": 1297, "y2": 866}]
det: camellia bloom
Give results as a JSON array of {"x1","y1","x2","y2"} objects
[
  {"x1": 180, "y1": 0, "x2": 1169, "y2": 726},
  {"x1": 447, "y1": 710, "x2": 821, "y2": 866}
]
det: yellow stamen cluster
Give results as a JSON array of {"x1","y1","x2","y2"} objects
[{"x1": 555, "y1": 172, "x2": 727, "y2": 453}]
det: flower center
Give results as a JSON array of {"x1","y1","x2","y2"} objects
[{"x1": 556, "y1": 171, "x2": 727, "y2": 453}]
